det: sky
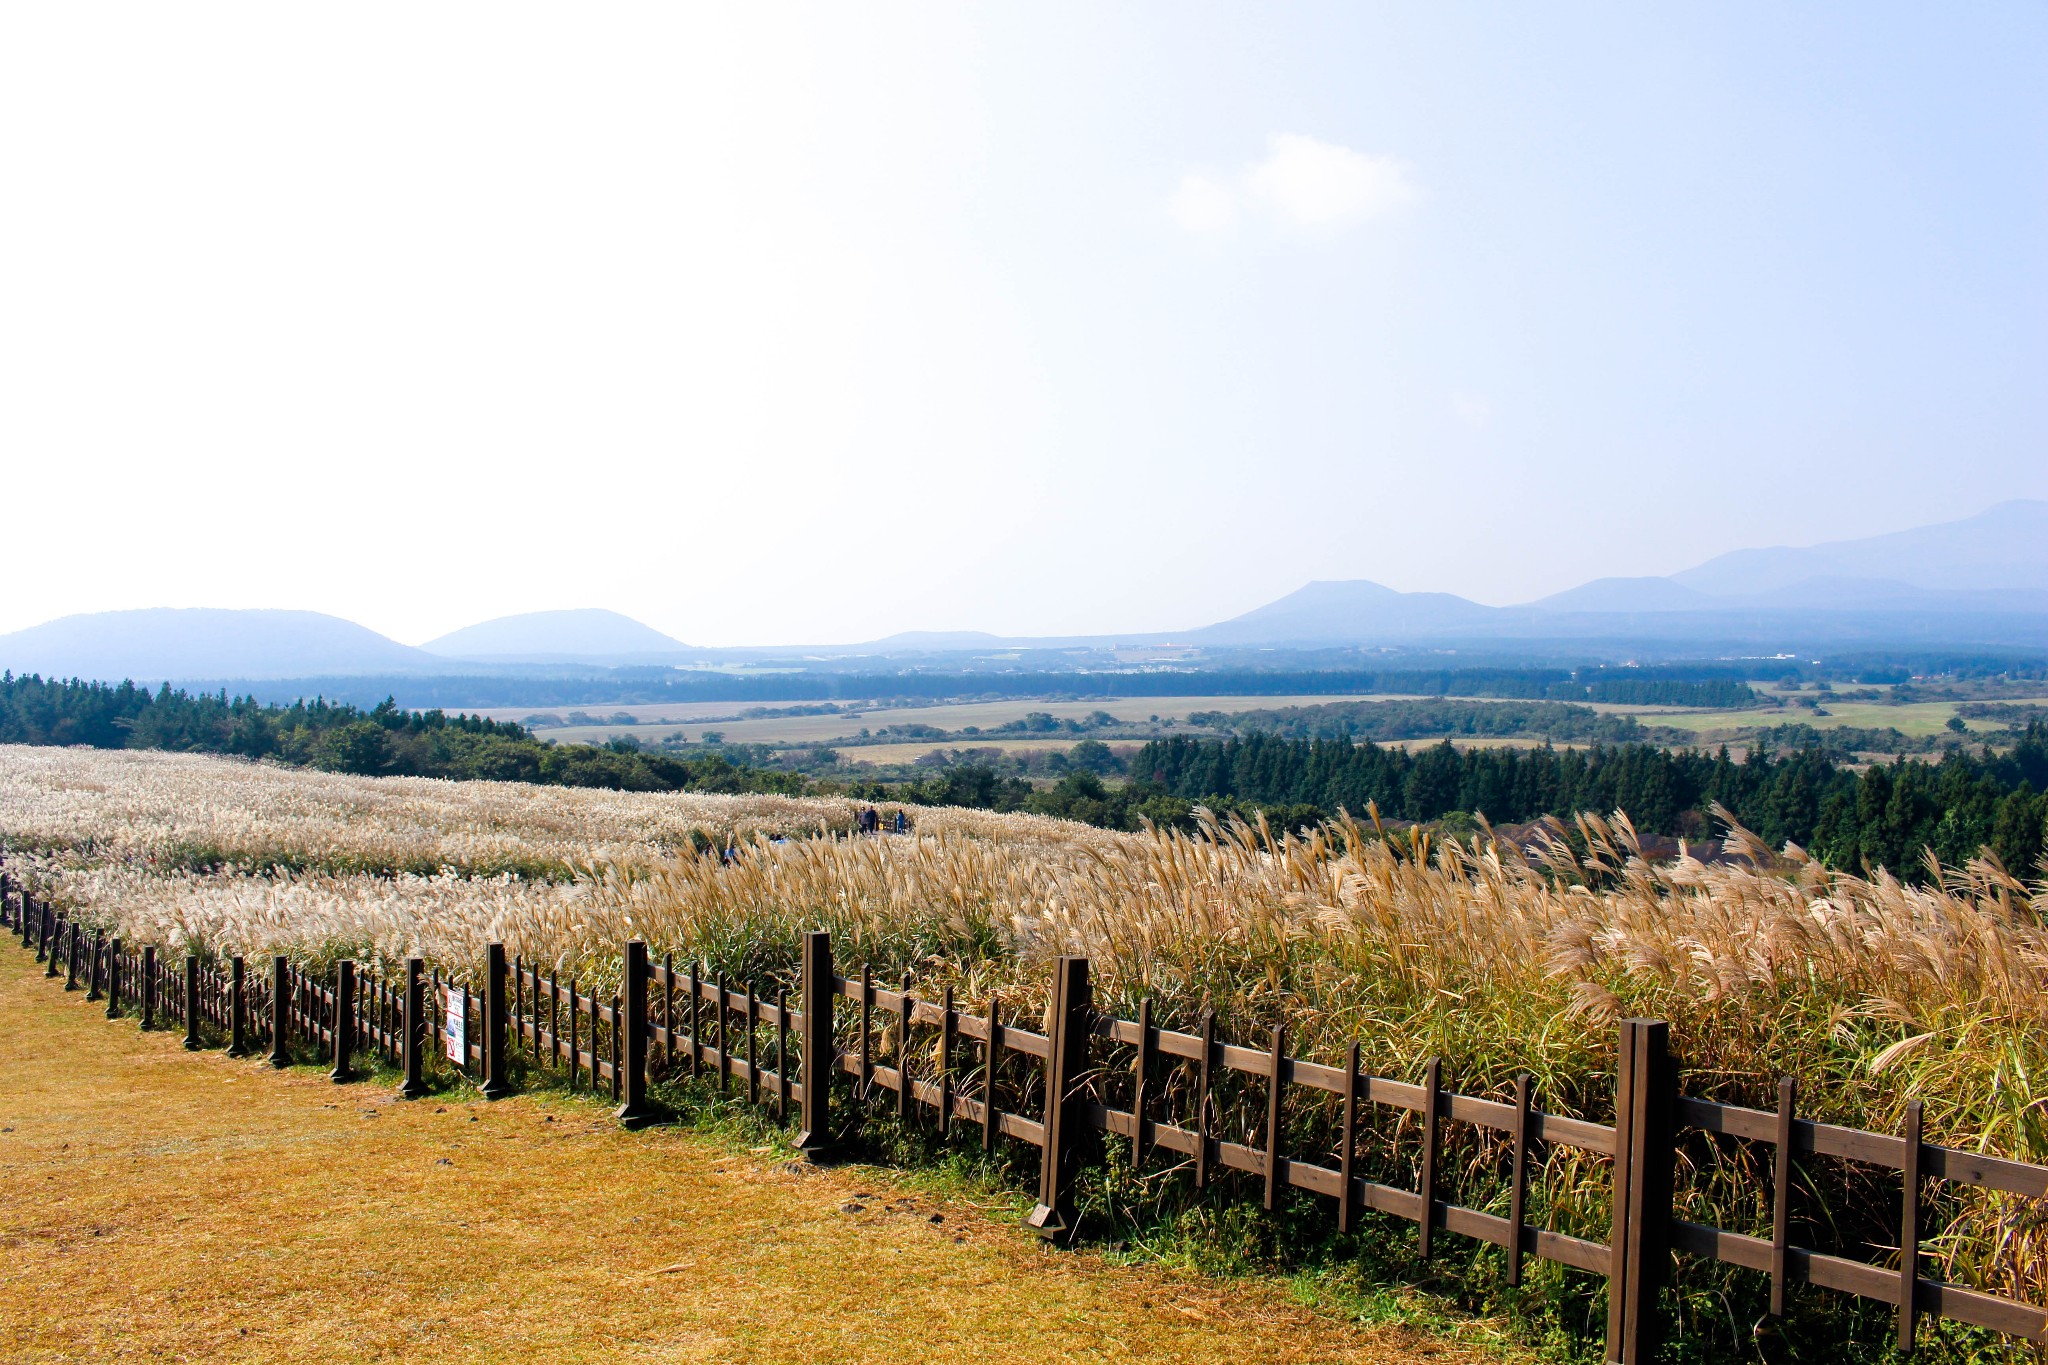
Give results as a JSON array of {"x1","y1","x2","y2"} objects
[{"x1": 2, "y1": 4, "x2": 2042, "y2": 647}]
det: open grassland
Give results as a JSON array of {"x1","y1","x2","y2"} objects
[
  {"x1": 8, "y1": 745, "x2": 2048, "y2": 1359},
  {"x1": 1647, "y1": 697, "x2": 1993, "y2": 741},
  {"x1": 0, "y1": 953, "x2": 1453, "y2": 1365}
]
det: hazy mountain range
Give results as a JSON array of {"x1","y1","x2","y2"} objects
[{"x1": 4, "y1": 501, "x2": 2044, "y2": 684}]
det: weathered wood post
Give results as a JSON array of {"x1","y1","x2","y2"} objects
[
  {"x1": 87, "y1": 931, "x2": 106, "y2": 1001},
  {"x1": 141, "y1": 945, "x2": 157, "y2": 1030},
  {"x1": 227, "y1": 956, "x2": 249, "y2": 1056},
  {"x1": 65, "y1": 923, "x2": 80, "y2": 990},
  {"x1": 1899, "y1": 1097, "x2": 1925, "y2": 1352},
  {"x1": 183, "y1": 955, "x2": 202, "y2": 1050},
  {"x1": 399, "y1": 957, "x2": 428, "y2": 1098},
  {"x1": 662, "y1": 952, "x2": 676, "y2": 1076},
  {"x1": 482, "y1": 943, "x2": 511, "y2": 1100},
  {"x1": 45, "y1": 914, "x2": 63, "y2": 979},
  {"x1": 688, "y1": 962, "x2": 702, "y2": 1079},
  {"x1": 1605, "y1": 1019, "x2": 1675, "y2": 1364},
  {"x1": 477, "y1": 949, "x2": 509, "y2": 1096},
  {"x1": 330, "y1": 960, "x2": 355, "y2": 1083},
  {"x1": 268, "y1": 957, "x2": 291, "y2": 1066},
  {"x1": 795, "y1": 931, "x2": 835, "y2": 1155},
  {"x1": 35, "y1": 900, "x2": 51, "y2": 963},
  {"x1": 616, "y1": 939, "x2": 658, "y2": 1127},
  {"x1": 513, "y1": 955, "x2": 525, "y2": 1059},
  {"x1": 1025, "y1": 955, "x2": 1092, "y2": 1238},
  {"x1": 104, "y1": 938, "x2": 124, "y2": 1017}
]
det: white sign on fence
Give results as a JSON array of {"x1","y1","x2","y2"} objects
[{"x1": 444, "y1": 986, "x2": 466, "y2": 1065}]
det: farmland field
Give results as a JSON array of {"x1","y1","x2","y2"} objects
[
  {"x1": 490, "y1": 695, "x2": 1399, "y2": 749},
  {"x1": 1643, "y1": 697, "x2": 1992, "y2": 740},
  {"x1": 7, "y1": 743, "x2": 2046, "y2": 1361}
]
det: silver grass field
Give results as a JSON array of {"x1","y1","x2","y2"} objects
[{"x1": 7, "y1": 742, "x2": 2045, "y2": 1354}]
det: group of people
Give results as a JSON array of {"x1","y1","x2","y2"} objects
[{"x1": 856, "y1": 806, "x2": 908, "y2": 835}]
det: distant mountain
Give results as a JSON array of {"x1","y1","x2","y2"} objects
[
  {"x1": 421, "y1": 609, "x2": 691, "y2": 663},
  {"x1": 1671, "y1": 500, "x2": 2048, "y2": 597},
  {"x1": 1528, "y1": 577, "x2": 1712, "y2": 614},
  {"x1": 0, "y1": 609, "x2": 442, "y2": 683},
  {"x1": 1187, "y1": 501, "x2": 2048, "y2": 648},
  {"x1": 9, "y1": 503, "x2": 2044, "y2": 686},
  {"x1": 1196, "y1": 579, "x2": 1498, "y2": 645}
]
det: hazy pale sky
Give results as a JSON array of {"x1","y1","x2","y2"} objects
[{"x1": 3, "y1": 4, "x2": 2042, "y2": 646}]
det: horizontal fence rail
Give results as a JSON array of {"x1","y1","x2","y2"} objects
[{"x1": 4, "y1": 864, "x2": 2044, "y2": 1361}]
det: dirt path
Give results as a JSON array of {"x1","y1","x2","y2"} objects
[{"x1": 0, "y1": 952, "x2": 1479, "y2": 1364}]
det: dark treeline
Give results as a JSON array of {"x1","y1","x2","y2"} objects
[
  {"x1": 1130, "y1": 730, "x2": 2048, "y2": 877},
  {"x1": 1582, "y1": 677, "x2": 1755, "y2": 707},
  {"x1": 0, "y1": 674, "x2": 807, "y2": 796}
]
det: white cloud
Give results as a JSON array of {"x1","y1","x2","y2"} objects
[
  {"x1": 1171, "y1": 133, "x2": 1418, "y2": 239},
  {"x1": 1168, "y1": 172, "x2": 1237, "y2": 234},
  {"x1": 1246, "y1": 134, "x2": 1418, "y2": 231}
]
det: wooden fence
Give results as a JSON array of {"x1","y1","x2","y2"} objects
[{"x1": 6, "y1": 866, "x2": 2045, "y2": 1361}]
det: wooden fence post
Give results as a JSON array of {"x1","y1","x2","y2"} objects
[
  {"x1": 45, "y1": 913, "x2": 62, "y2": 980},
  {"x1": 87, "y1": 931, "x2": 105, "y2": 1001},
  {"x1": 183, "y1": 955, "x2": 202, "y2": 1050},
  {"x1": 35, "y1": 900, "x2": 50, "y2": 963},
  {"x1": 1899, "y1": 1098, "x2": 1925, "y2": 1353},
  {"x1": 399, "y1": 958, "x2": 427, "y2": 1098},
  {"x1": 141, "y1": 945, "x2": 157, "y2": 1030},
  {"x1": 105, "y1": 938, "x2": 124, "y2": 1018},
  {"x1": 505, "y1": 957, "x2": 520, "y2": 1064},
  {"x1": 663, "y1": 953, "x2": 676, "y2": 1076},
  {"x1": 1026, "y1": 955, "x2": 1092, "y2": 1238},
  {"x1": 227, "y1": 956, "x2": 249, "y2": 1056},
  {"x1": 269, "y1": 956, "x2": 291, "y2": 1067},
  {"x1": 796, "y1": 931, "x2": 835, "y2": 1154},
  {"x1": 617, "y1": 940, "x2": 658, "y2": 1127},
  {"x1": 331, "y1": 960, "x2": 355, "y2": 1083},
  {"x1": 482, "y1": 943, "x2": 511, "y2": 1100},
  {"x1": 1605, "y1": 1019, "x2": 1676, "y2": 1364}
]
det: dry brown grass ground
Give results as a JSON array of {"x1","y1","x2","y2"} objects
[{"x1": 0, "y1": 952, "x2": 1481, "y2": 1365}]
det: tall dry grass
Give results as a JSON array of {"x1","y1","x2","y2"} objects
[{"x1": 9, "y1": 744, "x2": 2047, "y2": 1353}]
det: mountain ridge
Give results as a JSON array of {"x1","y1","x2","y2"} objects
[
  {"x1": 422, "y1": 609, "x2": 692, "y2": 662},
  {"x1": 4, "y1": 500, "x2": 2043, "y2": 681}
]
